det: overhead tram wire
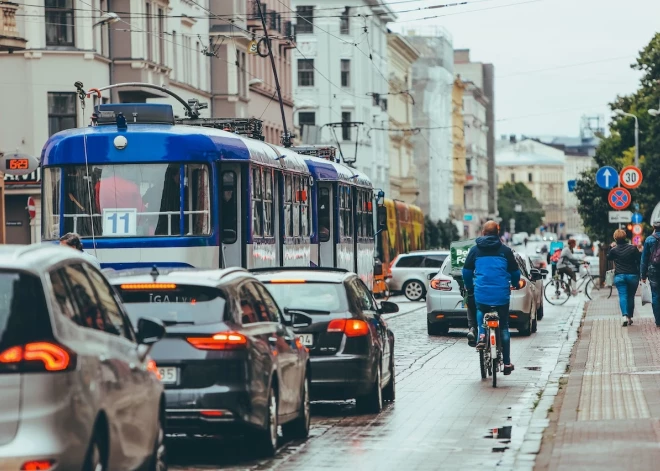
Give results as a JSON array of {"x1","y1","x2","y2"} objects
[{"x1": 395, "y1": 0, "x2": 543, "y2": 22}]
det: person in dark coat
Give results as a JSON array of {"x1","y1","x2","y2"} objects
[{"x1": 608, "y1": 228, "x2": 641, "y2": 327}]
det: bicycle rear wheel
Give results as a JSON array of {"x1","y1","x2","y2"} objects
[
  {"x1": 492, "y1": 359, "x2": 497, "y2": 387},
  {"x1": 544, "y1": 279, "x2": 570, "y2": 305},
  {"x1": 479, "y1": 350, "x2": 487, "y2": 379},
  {"x1": 585, "y1": 278, "x2": 596, "y2": 300}
]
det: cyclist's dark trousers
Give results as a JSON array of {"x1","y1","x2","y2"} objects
[
  {"x1": 476, "y1": 303, "x2": 511, "y2": 365},
  {"x1": 466, "y1": 292, "x2": 477, "y2": 331},
  {"x1": 649, "y1": 268, "x2": 660, "y2": 325},
  {"x1": 558, "y1": 266, "x2": 576, "y2": 284}
]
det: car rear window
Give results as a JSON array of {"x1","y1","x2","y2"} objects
[
  {"x1": 441, "y1": 258, "x2": 452, "y2": 275},
  {"x1": 395, "y1": 255, "x2": 424, "y2": 268},
  {"x1": 424, "y1": 255, "x2": 447, "y2": 268},
  {"x1": 262, "y1": 282, "x2": 348, "y2": 313},
  {"x1": 115, "y1": 284, "x2": 227, "y2": 326},
  {"x1": 0, "y1": 272, "x2": 50, "y2": 351}
]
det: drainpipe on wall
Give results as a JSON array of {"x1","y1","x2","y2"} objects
[{"x1": 108, "y1": 0, "x2": 115, "y2": 103}]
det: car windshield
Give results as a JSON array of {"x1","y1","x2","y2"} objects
[
  {"x1": 262, "y1": 282, "x2": 348, "y2": 313},
  {"x1": 42, "y1": 163, "x2": 211, "y2": 239},
  {"x1": 114, "y1": 284, "x2": 227, "y2": 326}
]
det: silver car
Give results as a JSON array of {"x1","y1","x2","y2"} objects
[
  {"x1": 0, "y1": 245, "x2": 166, "y2": 470},
  {"x1": 510, "y1": 251, "x2": 543, "y2": 335},
  {"x1": 522, "y1": 254, "x2": 547, "y2": 320},
  {"x1": 426, "y1": 257, "x2": 467, "y2": 335},
  {"x1": 387, "y1": 250, "x2": 450, "y2": 301}
]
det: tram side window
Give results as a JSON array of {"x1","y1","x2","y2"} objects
[
  {"x1": 366, "y1": 190, "x2": 374, "y2": 237},
  {"x1": 43, "y1": 168, "x2": 61, "y2": 240},
  {"x1": 284, "y1": 174, "x2": 293, "y2": 237},
  {"x1": 251, "y1": 167, "x2": 263, "y2": 237},
  {"x1": 301, "y1": 178, "x2": 310, "y2": 237},
  {"x1": 187, "y1": 164, "x2": 211, "y2": 235},
  {"x1": 340, "y1": 185, "x2": 353, "y2": 239},
  {"x1": 263, "y1": 169, "x2": 274, "y2": 237},
  {"x1": 318, "y1": 187, "x2": 330, "y2": 242},
  {"x1": 221, "y1": 171, "x2": 237, "y2": 244},
  {"x1": 292, "y1": 176, "x2": 300, "y2": 237},
  {"x1": 355, "y1": 190, "x2": 362, "y2": 238}
]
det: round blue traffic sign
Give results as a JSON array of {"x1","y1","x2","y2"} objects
[
  {"x1": 596, "y1": 166, "x2": 619, "y2": 189},
  {"x1": 608, "y1": 187, "x2": 631, "y2": 210},
  {"x1": 632, "y1": 212, "x2": 643, "y2": 224}
]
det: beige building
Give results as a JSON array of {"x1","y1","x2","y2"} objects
[
  {"x1": 452, "y1": 77, "x2": 467, "y2": 222},
  {"x1": 496, "y1": 138, "x2": 566, "y2": 232},
  {"x1": 387, "y1": 33, "x2": 419, "y2": 203}
]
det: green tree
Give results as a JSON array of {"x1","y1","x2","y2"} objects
[
  {"x1": 424, "y1": 215, "x2": 441, "y2": 248},
  {"x1": 437, "y1": 219, "x2": 460, "y2": 248},
  {"x1": 425, "y1": 216, "x2": 460, "y2": 248},
  {"x1": 497, "y1": 182, "x2": 545, "y2": 234},
  {"x1": 576, "y1": 33, "x2": 660, "y2": 241}
]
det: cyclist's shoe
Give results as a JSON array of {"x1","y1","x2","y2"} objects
[
  {"x1": 628, "y1": 316, "x2": 633, "y2": 326},
  {"x1": 467, "y1": 328, "x2": 477, "y2": 347},
  {"x1": 504, "y1": 364, "x2": 515, "y2": 375},
  {"x1": 476, "y1": 335, "x2": 486, "y2": 350},
  {"x1": 571, "y1": 289, "x2": 578, "y2": 296},
  {"x1": 622, "y1": 318, "x2": 628, "y2": 327}
]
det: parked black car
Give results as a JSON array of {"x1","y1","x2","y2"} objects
[
  {"x1": 108, "y1": 267, "x2": 311, "y2": 457},
  {"x1": 252, "y1": 267, "x2": 397, "y2": 413}
]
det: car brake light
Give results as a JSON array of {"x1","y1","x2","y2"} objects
[
  {"x1": 120, "y1": 283, "x2": 177, "y2": 290},
  {"x1": 268, "y1": 279, "x2": 306, "y2": 284},
  {"x1": 0, "y1": 342, "x2": 72, "y2": 372},
  {"x1": 430, "y1": 279, "x2": 452, "y2": 291},
  {"x1": 327, "y1": 319, "x2": 369, "y2": 337},
  {"x1": 186, "y1": 332, "x2": 247, "y2": 350},
  {"x1": 21, "y1": 460, "x2": 56, "y2": 471},
  {"x1": 146, "y1": 359, "x2": 161, "y2": 379}
]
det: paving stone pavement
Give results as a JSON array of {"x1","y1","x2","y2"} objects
[{"x1": 536, "y1": 290, "x2": 660, "y2": 470}]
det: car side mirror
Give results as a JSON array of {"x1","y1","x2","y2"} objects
[
  {"x1": 136, "y1": 317, "x2": 166, "y2": 346},
  {"x1": 379, "y1": 301, "x2": 399, "y2": 314}
]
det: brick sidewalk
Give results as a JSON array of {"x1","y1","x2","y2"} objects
[{"x1": 536, "y1": 289, "x2": 660, "y2": 470}]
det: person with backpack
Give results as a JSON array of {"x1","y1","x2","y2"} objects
[
  {"x1": 640, "y1": 218, "x2": 660, "y2": 326},
  {"x1": 608, "y1": 229, "x2": 641, "y2": 327}
]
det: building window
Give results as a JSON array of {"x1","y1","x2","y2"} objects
[
  {"x1": 238, "y1": 51, "x2": 247, "y2": 97},
  {"x1": 296, "y1": 6, "x2": 314, "y2": 33},
  {"x1": 297, "y1": 59, "x2": 315, "y2": 86},
  {"x1": 145, "y1": 3, "x2": 152, "y2": 60},
  {"x1": 45, "y1": 0, "x2": 75, "y2": 46},
  {"x1": 341, "y1": 59, "x2": 350, "y2": 87},
  {"x1": 341, "y1": 111, "x2": 351, "y2": 141},
  {"x1": 340, "y1": 7, "x2": 350, "y2": 34},
  {"x1": 48, "y1": 92, "x2": 77, "y2": 136},
  {"x1": 510, "y1": 173, "x2": 515, "y2": 183},
  {"x1": 158, "y1": 8, "x2": 165, "y2": 64},
  {"x1": 298, "y1": 111, "x2": 316, "y2": 135},
  {"x1": 528, "y1": 172, "x2": 533, "y2": 182}
]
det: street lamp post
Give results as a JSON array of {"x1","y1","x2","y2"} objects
[
  {"x1": 93, "y1": 12, "x2": 120, "y2": 102},
  {"x1": 614, "y1": 109, "x2": 639, "y2": 168}
]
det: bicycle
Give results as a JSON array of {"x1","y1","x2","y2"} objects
[
  {"x1": 373, "y1": 278, "x2": 390, "y2": 301},
  {"x1": 544, "y1": 261, "x2": 600, "y2": 305},
  {"x1": 479, "y1": 309, "x2": 503, "y2": 388}
]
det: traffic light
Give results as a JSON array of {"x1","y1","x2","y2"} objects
[{"x1": 627, "y1": 224, "x2": 633, "y2": 231}]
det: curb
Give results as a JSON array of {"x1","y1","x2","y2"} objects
[{"x1": 511, "y1": 300, "x2": 585, "y2": 468}]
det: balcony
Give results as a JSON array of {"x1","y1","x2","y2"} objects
[{"x1": 0, "y1": 2, "x2": 27, "y2": 53}]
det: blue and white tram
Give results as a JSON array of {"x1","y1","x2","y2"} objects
[{"x1": 40, "y1": 102, "x2": 314, "y2": 271}]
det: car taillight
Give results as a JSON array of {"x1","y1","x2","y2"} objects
[
  {"x1": 430, "y1": 279, "x2": 452, "y2": 291},
  {"x1": 21, "y1": 460, "x2": 56, "y2": 470},
  {"x1": 327, "y1": 319, "x2": 370, "y2": 337},
  {"x1": 146, "y1": 359, "x2": 161, "y2": 380},
  {"x1": 186, "y1": 332, "x2": 248, "y2": 350},
  {"x1": 511, "y1": 279, "x2": 527, "y2": 290},
  {"x1": 0, "y1": 342, "x2": 74, "y2": 372}
]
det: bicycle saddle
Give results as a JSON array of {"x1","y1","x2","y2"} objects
[{"x1": 484, "y1": 312, "x2": 500, "y2": 321}]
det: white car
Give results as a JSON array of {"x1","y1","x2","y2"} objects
[
  {"x1": 573, "y1": 248, "x2": 586, "y2": 260},
  {"x1": 388, "y1": 251, "x2": 450, "y2": 301},
  {"x1": 426, "y1": 258, "x2": 467, "y2": 335},
  {"x1": 543, "y1": 232, "x2": 558, "y2": 241},
  {"x1": 522, "y1": 254, "x2": 547, "y2": 320},
  {"x1": 509, "y1": 251, "x2": 543, "y2": 336}
]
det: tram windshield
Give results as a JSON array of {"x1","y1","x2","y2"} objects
[{"x1": 42, "y1": 163, "x2": 211, "y2": 239}]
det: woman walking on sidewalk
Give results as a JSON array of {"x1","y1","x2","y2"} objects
[{"x1": 608, "y1": 229, "x2": 641, "y2": 327}]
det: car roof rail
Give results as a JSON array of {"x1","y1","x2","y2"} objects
[
  {"x1": 12, "y1": 243, "x2": 57, "y2": 259},
  {"x1": 248, "y1": 267, "x2": 349, "y2": 273},
  {"x1": 215, "y1": 267, "x2": 249, "y2": 279}
]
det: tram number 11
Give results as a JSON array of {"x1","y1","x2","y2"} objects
[{"x1": 102, "y1": 209, "x2": 137, "y2": 236}]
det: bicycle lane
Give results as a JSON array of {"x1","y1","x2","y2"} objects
[{"x1": 257, "y1": 297, "x2": 583, "y2": 471}]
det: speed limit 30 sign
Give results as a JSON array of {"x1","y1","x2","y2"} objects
[{"x1": 620, "y1": 166, "x2": 643, "y2": 189}]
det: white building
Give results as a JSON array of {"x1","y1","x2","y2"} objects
[
  {"x1": 0, "y1": 0, "x2": 211, "y2": 244},
  {"x1": 405, "y1": 28, "x2": 454, "y2": 222},
  {"x1": 291, "y1": 1, "x2": 395, "y2": 196}
]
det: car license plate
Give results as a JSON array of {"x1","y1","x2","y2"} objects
[
  {"x1": 299, "y1": 334, "x2": 314, "y2": 346},
  {"x1": 158, "y1": 367, "x2": 178, "y2": 384}
]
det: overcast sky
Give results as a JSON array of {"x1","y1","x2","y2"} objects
[{"x1": 389, "y1": 0, "x2": 660, "y2": 138}]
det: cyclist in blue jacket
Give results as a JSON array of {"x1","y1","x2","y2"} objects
[{"x1": 462, "y1": 220, "x2": 521, "y2": 375}]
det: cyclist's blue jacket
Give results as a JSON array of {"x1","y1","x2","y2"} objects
[{"x1": 462, "y1": 235, "x2": 521, "y2": 306}]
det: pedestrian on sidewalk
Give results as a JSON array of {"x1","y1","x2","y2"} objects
[
  {"x1": 608, "y1": 229, "x2": 641, "y2": 327},
  {"x1": 640, "y1": 218, "x2": 660, "y2": 326}
]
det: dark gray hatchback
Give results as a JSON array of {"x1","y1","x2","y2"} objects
[
  {"x1": 107, "y1": 267, "x2": 311, "y2": 457},
  {"x1": 251, "y1": 268, "x2": 398, "y2": 414}
]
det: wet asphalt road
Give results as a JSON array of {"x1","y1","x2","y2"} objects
[{"x1": 168, "y1": 287, "x2": 580, "y2": 471}]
